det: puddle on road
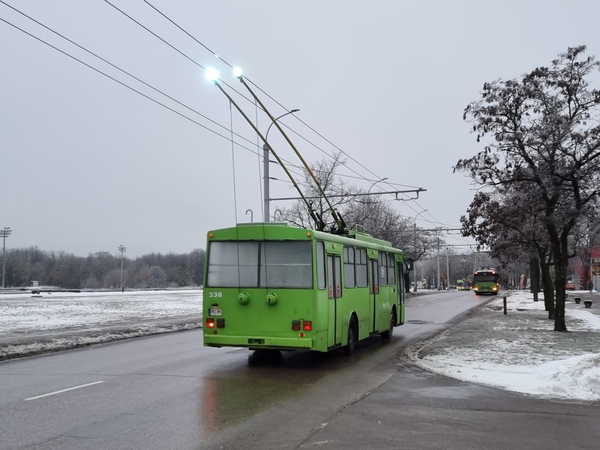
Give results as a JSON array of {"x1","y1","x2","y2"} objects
[{"x1": 199, "y1": 351, "x2": 323, "y2": 432}]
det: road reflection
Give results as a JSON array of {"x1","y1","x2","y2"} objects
[{"x1": 199, "y1": 336, "x2": 393, "y2": 433}]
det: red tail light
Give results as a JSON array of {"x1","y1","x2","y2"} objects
[
  {"x1": 216, "y1": 318, "x2": 225, "y2": 328},
  {"x1": 292, "y1": 320, "x2": 301, "y2": 331},
  {"x1": 206, "y1": 318, "x2": 215, "y2": 328},
  {"x1": 303, "y1": 321, "x2": 312, "y2": 331}
]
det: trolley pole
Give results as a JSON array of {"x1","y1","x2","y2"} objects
[{"x1": 263, "y1": 143, "x2": 270, "y2": 222}]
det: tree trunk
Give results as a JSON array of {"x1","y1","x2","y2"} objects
[
  {"x1": 554, "y1": 278, "x2": 567, "y2": 331},
  {"x1": 539, "y1": 251, "x2": 555, "y2": 320},
  {"x1": 551, "y1": 234, "x2": 569, "y2": 332},
  {"x1": 530, "y1": 254, "x2": 540, "y2": 302}
]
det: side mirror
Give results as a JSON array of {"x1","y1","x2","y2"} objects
[{"x1": 405, "y1": 258, "x2": 414, "y2": 271}]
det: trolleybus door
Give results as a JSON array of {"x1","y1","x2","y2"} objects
[
  {"x1": 327, "y1": 254, "x2": 342, "y2": 346},
  {"x1": 369, "y1": 258, "x2": 379, "y2": 333}
]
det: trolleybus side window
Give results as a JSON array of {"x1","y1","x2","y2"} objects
[
  {"x1": 388, "y1": 253, "x2": 395, "y2": 285},
  {"x1": 379, "y1": 252, "x2": 388, "y2": 286},
  {"x1": 398, "y1": 260, "x2": 405, "y2": 301},
  {"x1": 344, "y1": 246, "x2": 356, "y2": 288},
  {"x1": 356, "y1": 248, "x2": 368, "y2": 287},
  {"x1": 316, "y1": 241, "x2": 326, "y2": 289}
]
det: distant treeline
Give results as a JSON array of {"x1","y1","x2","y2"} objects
[{"x1": 2, "y1": 247, "x2": 205, "y2": 289}]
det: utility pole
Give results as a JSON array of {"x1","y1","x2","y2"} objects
[
  {"x1": 1, "y1": 227, "x2": 11, "y2": 289},
  {"x1": 446, "y1": 249, "x2": 450, "y2": 289},
  {"x1": 118, "y1": 245, "x2": 126, "y2": 292},
  {"x1": 437, "y1": 231, "x2": 441, "y2": 290},
  {"x1": 413, "y1": 210, "x2": 428, "y2": 291}
]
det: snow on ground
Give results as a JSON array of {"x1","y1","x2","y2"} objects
[
  {"x1": 409, "y1": 290, "x2": 600, "y2": 402},
  {"x1": 0, "y1": 289, "x2": 203, "y2": 359},
  {"x1": 1, "y1": 289, "x2": 203, "y2": 333}
]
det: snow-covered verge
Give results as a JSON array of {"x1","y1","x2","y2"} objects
[
  {"x1": 406, "y1": 290, "x2": 600, "y2": 402},
  {"x1": 0, "y1": 289, "x2": 203, "y2": 360}
]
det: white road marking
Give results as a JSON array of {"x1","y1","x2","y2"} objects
[{"x1": 25, "y1": 381, "x2": 105, "y2": 401}]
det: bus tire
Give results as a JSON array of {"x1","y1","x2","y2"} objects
[
  {"x1": 344, "y1": 317, "x2": 357, "y2": 356},
  {"x1": 381, "y1": 310, "x2": 395, "y2": 340}
]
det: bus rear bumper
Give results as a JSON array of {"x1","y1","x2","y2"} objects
[{"x1": 204, "y1": 334, "x2": 314, "y2": 350}]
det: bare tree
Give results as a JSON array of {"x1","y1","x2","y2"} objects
[
  {"x1": 461, "y1": 188, "x2": 558, "y2": 317},
  {"x1": 278, "y1": 152, "x2": 358, "y2": 231}
]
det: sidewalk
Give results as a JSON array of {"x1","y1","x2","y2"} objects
[{"x1": 405, "y1": 289, "x2": 600, "y2": 401}]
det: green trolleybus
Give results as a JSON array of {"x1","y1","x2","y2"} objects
[
  {"x1": 203, "y1": 223, "x2": 412, "y2": 355},
  {"x1": 473, "y1": 268, "x2": 500, "y2": 295}
]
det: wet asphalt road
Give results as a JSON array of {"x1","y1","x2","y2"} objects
[{"x1": 3, "y1": 291, "x2": 596, "y2": 449}]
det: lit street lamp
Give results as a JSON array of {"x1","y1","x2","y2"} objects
[
  {"x1": 263, "y1": 109, "x2": 300, "y2": 222},
  {"x1": 1, "y1": 227, "x2": 11, "y2": 289},
  {"x1": 118, "y1": 245, "x2": 126, "y2": 292},
  {"x1": 413, "y1": 211, "x2": 427, "y2": 291}
]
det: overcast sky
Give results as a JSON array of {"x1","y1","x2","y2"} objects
[{"x1": 2, "y1": 1, "x2": 599, "y2": 257}]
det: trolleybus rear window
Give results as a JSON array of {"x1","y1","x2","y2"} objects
[{"x1": 207, "y1": 241, "x2": 313, "y2": 288}]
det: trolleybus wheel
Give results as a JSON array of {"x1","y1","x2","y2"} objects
[
  {"x1": 381, "y1": 310, "x2": 395, "y2": 340},
  {"x1": 344, "y1": 317, "x2": 357, "y2": 356}
]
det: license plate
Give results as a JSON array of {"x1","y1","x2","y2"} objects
[{"x1": 209, "y1": 308, "x2": 222, "y2": 317}]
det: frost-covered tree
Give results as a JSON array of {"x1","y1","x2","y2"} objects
[
  {"x1": 461, "y1": 187, "x2": 558, "y2": 316},
  {"x1": 147, "y1": 266, "x2": 167, "y2": 288},
  {"x1": 456, "y1": 46, "x2": 600, "y2": 331},
  {"x1": 278, "y1": 152, "x2": 358, "y2": 232}
]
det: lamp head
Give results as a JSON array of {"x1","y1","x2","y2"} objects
[
  {"x1": 206, "y1": 68, "x2": 219, "y2": 82},
  {"x1": 233, "y1": 67, "x2": 243, "y2": 78}
]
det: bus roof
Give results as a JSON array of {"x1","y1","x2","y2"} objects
[{"x1": 207, "y1": 222, "x2": 401, "y2": 253}]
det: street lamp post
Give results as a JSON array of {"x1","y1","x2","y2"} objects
[
  {"x1": 1, "y1": 227, "x2": 11, "y2": 289},
  {"x1": 437, "y1": 230, "x2": 441, "y2": 290},
  {"x1": 368, "y1": 178, "x2": 388, "y2": 194},
  {"x1": 413, "y1": 211, "x2": 427, "y2": 291},
  {"x1": 446, "y1": 248, "x2": 450, "y2": 289},
  {"x1": 263, "y1": 109, "x2": 300, "y2": 222},
  {"x1": 366, "y1": 178, "x2": 389, "y2": 206},
  {"x1": 118, "y1": 245, "x2": 126, "y2": 292}
]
